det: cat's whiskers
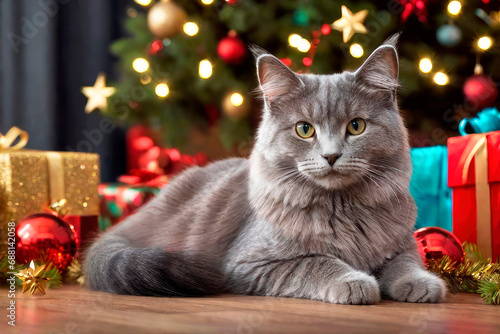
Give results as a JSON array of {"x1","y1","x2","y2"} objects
[
  {"x1": 349, "y1": 157, "x2": 411, "y2": 177},
  {"x1": 283, "y1": 172, "x2": 310, "y2": 207},
  {"x1": 268, "y1": 170, "x2": 304, "y2": 209},
  {"x1": 340, "y1": 165, "x2": 394, "y2": 210},
  {"x1": 252, "y1": 167, "x2": 302, "y2": 212},
  {"x1": 346, "y1": 159, "x2": 410, "y2": 197}
]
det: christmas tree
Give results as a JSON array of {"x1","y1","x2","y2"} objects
[{"x1": 87, "y1": 0, "x2": 499, "y2": 153}]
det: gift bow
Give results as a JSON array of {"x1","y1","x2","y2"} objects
[
  {"x1": 0, "y1": 126, "x2": 29, "y2": 152},
  {"x1": 457, "y1": 134, "x2": 492, "y2": 258},
  {"x1": 118, "y1": 169, "x2": 169, "y2": 187}
]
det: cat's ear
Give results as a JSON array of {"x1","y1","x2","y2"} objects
[
  {"x1": 253, "y1": 48, "x2": 304, "y2": 103},
  {"x1": 355, "y1": 35, "x2": 399, "y2": 97}
]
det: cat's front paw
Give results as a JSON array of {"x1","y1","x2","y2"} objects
[
  {"x1": 389, "y1": 270, "x2": 446, "y2": 303},
  {"x1": 326, "y1": 272, "x2": 380, "y2": 305}
]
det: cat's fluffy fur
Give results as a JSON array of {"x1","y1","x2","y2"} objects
[{"x1": 84, "y1": 36, "x2": 447, "y2": 304}]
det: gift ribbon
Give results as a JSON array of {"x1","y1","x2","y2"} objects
[
  {"x1": 0, "y1": 127, "x2": 29, "y2": 152},
  {"x1": 457, "y1": 134, "x2": 492, "y2": 258},
  {"x1": 46, "y1": 152, "x2": 65, "y2": 205}
]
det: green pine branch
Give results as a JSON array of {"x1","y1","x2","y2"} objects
[{"x1": 427, "y1": 243, "x2": 500, "y2": 304}]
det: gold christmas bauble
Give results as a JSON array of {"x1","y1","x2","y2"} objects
[
  {"x1": 222, "y1": 93, "x2": 250, "y2": 121},
  {"x1": 147, "y1": 0, "x2": 187, "y2": 39}
]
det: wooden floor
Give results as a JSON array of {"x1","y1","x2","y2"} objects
[{"x1": 1, "y1": 285, "x2": 499, "y2": 334}]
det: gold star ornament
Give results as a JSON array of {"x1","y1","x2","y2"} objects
[
  {"x1": 332, "y1": 5, "x2": 368, "y2": 43},
  {"x1": 15, "y1": 261, "x2": 50, "y2": 295},
  {"x1": 81, "y1": 72, "x2": 116, "y2": 114}
]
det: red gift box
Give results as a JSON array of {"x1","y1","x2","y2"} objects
[
  {"x1": 448, "y1": 131, "x2": 500, "y2": 260},
  {"x1": 64, "y1": 215, "x2": 99, "y2": 251}
]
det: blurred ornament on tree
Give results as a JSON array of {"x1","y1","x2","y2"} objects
[
  {"x1": 436, "y1": 24, "x2": 462, "y2": 47},
  {"x1": 16, "y1": 213, "x2": 79, "y2": 271},
  {"x1": 321, "y1": 23, "x2": 331, "y2": 35},
  {"x1": 81, "y1": 72, "x2": 116, "y2": 114},
  {"x1": 293, "y1": 8, "x2": 309, "y2": 26},
  {"x1": 463, "y1": 75, "x2": 499, "y2": 111},
  {"x1": 127, "y1": 7, "x2": 138, "y2": 18},
  {"x1": 225, "y1": 0, "x2": 239, "y2": 5},
  {"x1": 399, "y1": 0, "x2": 428, "y2": 23},
  {"x1": 414, "y1": 227, "x2": 465, "y2": 264},
  {"x1": 147, "y1": 0, "x2": 187, "y2": 39},
  {"x1": 222, "y1": 92, "x2": 249, "y2": 120},
  {"x1": 217, "y1": 31, "x2": 247, "y2": 65},
  {"x1": 129, "y1": 100, "x2": 142, "y2": 110},
  {"x1": 331, "y1": 5, "x2": 368, "y2": 43},
  {"x1": 205, "y1": 104, "x2": 220, "y2": 126},
  {"x1": 148, "y1": 39, "x2": 164, "y2": 55}
]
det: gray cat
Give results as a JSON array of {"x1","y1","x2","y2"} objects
[{"x1": 84, "y1": 36, "x2": 447, "y2": 304}]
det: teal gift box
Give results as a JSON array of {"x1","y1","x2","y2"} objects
[{"x1": 410, "y1": 146, "x2": 452, "y2": 231}]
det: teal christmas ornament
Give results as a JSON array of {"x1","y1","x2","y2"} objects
[
  {"x1": 293, "y1": 9, "x2": 309, "y2": 26},
  {"x1": 436, "y1": 24, "x2": 462, "y2": 47}
]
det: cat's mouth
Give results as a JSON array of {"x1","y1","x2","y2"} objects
[{"x1": 306, "y1": 167, "x2": 357, "y2": 189}]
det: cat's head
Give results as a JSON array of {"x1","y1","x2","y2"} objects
[{"x1": 251, "y1": 36, "x2": 411, "y2": 191}]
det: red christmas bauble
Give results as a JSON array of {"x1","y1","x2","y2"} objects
[
  {"x1": 217, "y1": 35, "x2": 247, "y2": 65},
  {"x1": 414, "y1": 227, "x2": 465, "y2": 264},
  {"x1": 16, "y1": 213, "x2": 79, "y2": 271},
  {"x1": 225, "y1": 0, "x2": 239, "y2": 5},
  {"x1": 463, "y1": 75, "x2": 498, "y2": 111}
]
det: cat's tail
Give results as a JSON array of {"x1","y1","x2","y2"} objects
[{"x1": 83, "y1": 234, "x2": 224, "y2": 296}]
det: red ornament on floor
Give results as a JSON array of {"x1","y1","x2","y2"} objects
[
  {"x1": 414, "y1": 227, "x2": 465, "y2": 264},
  {"x1": 217, "y1": 32, "x2": 247, "y2": 65},
  {"x1": 16, "y1": 213, "x2": 79, "y2": 271}
]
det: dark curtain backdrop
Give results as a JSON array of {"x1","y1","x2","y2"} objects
[{"x1": 0, "y1": 0, "x2": 128, "y2": 182}]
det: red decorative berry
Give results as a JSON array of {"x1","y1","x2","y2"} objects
[
  {"x1": 149, "y1": 40, "x2": 164, "y2": 55},
  {"x1": 303, "y1": 57, "x2": 312, "y2": 67},
  {"x1": 321, "y1": 23, "x2": 331, "y2": 35},
  {"x1": 280, "y1": 58, "x2": 292, "y2": 67}
]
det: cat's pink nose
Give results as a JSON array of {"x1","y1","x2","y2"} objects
[{"x1": 322, "y1": 153, "x2": 341, "y2": 166}]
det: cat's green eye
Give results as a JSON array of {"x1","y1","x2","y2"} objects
[
  {"x1": 347, "y1": 118, "x2": 366, "y2": 135},
  {"x1": 296, "y1": 122, "x2": 315, "y2": 138}
]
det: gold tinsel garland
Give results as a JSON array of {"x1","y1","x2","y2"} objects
[{"x1": 427, "y1": 242, "x2": 500, "y2": 304}]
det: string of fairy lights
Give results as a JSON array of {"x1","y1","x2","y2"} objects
[
  {"x1": 417, "y1": 1, "x2": 495, "y2": 86},
  {"x1": 127, "y1": 0, "x2": 238, "y2": 112},
  {"x1": 130, "y1": 0, "x2": 495, "y2": 104},
  {"x1": 129, "y1": 0, "x2": 246, "y2": 112}
]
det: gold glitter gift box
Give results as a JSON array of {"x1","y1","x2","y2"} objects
[{"x1": 0, "y1": 150, "x2": 100, "y2": 246}]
